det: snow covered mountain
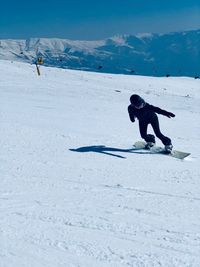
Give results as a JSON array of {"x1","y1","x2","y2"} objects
[
  {"x1": 1, "y1": 60, "x2": 200, "y2": 266},
  {"x1": 0, "y1": 29, "x2": 200, "y2": 77}
]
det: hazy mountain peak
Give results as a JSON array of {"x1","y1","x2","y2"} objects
[{"x1": 0, "y1": 29, "x2": 199, "y2": 77}]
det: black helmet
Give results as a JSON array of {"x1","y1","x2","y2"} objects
[{"x1": 130, "y1": 94, "x2": 145, "y2": 108}]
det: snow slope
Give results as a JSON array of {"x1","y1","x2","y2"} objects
[{"x1": 1, "y1": 60, "x2": 200, "y2": 267}]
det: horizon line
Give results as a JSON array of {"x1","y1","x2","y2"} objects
[{"x1": 0, "y1": 28, "x2": 200, "y2": 41}]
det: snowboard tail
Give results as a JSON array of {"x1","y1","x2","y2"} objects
[{"x1": 133, "y1": 141, "x2": 190, "y2": 160}]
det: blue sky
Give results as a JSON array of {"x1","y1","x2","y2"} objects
[{"x1": 0, "y1": 0, "x2": 200, "y2": 39}]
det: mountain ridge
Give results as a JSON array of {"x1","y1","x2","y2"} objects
[{"x1": 0, "y1": 29, "x2": 200, "y2": 76}]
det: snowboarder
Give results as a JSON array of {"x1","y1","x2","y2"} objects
[{"x1": 128, "y1": 94, "x2": 175, "y2": 152}]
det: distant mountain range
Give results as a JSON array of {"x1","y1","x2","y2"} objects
[{"x1": 0, "y1": 29, "x2": 200, "y2": 77}]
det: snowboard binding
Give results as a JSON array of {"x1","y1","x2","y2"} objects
[
  {"x1": 164, "y1": 144, "x2": 173, "y2": 154},
  {"x1": 145, "y1": 142, "x2": 155, "y2": 149}
]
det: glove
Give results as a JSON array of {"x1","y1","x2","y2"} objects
[{"x1": 166, "y1": 112, "x2": 175, "y2": 118}]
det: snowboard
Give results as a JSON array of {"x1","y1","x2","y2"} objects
[{"x1": 133, "y1": 141, "x2": 190, "y2": 160}]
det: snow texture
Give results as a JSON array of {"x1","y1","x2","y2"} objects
[{"x1": 1, "y1": 60, "x2": 200, "y2": 267}]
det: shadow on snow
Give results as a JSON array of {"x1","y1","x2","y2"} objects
[{"x1": 69, "y1": 145, "x2": 153, "y2": 159}]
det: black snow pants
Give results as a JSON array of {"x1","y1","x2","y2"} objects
[{"x1": 139, "y1": 114, "x2": 171, "y2": 145}]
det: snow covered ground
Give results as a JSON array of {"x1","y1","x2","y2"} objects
[{"x1": 1, "y1": 60, "x2": 200, "y2": 267}]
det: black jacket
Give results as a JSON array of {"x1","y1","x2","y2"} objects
[{"x1": 128, "y1": 103, "x2": 175, "y2": 122}]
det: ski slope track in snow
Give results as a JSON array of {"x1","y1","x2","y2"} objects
[{"x1": 1, "y1": 60, "x2": 200, "y2": 267}]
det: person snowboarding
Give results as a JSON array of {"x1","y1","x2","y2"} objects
[{"x1": 128, "y1": 94, "x2": 175, "y2": 152}]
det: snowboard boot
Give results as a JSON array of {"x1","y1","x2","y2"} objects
[
  {"x1": 165, "y1": 144, "x2": 173, "y2": 153},
  {"x1": 145, "y1": 142, "x2": 155, "y2": 150}
]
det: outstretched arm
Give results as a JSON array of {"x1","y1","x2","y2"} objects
[
  {"x1": 128, "y1": 105, "x2": 136, "y2": 122},
  {"x1": 149, "y1": 105, "x2": 175, "y2": 118}
]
